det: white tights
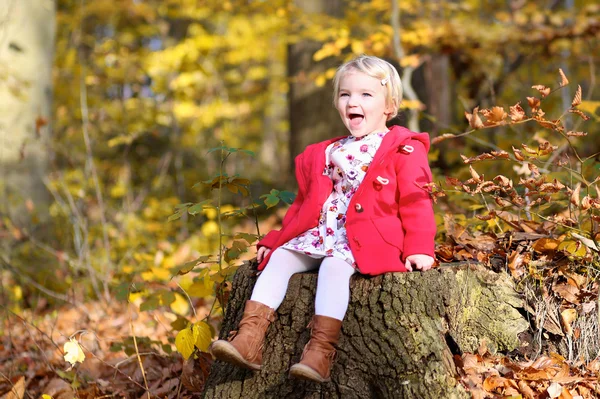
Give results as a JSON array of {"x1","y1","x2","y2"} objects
[{"x1": 250, "y1": 248, "x2": 356, "y2": 321}]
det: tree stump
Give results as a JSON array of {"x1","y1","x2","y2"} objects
[{"x1": 202, "y1": 261, "x2": 529, "y2": 398}]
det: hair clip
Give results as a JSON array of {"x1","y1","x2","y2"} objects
[{"x1": 381, "y1": 77, "x2": 389, "y2": 86}]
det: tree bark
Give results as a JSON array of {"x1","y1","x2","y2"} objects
[
  {"x1": 202, "y1": 261, "x2": 529, "y2": 398},
  {"x1": 0, "y1": 0, "x2": 55, "y2": 223}
]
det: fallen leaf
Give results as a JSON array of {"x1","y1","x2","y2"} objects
[
  {"x1": 548, "y1": 382, "x2": 563, "y2": 398},
  {"x1": 2, "y1": 377, "x2": 25, "y2": 399},
  {"x1": 560, "y1": 308, "x2": 577, "y2": 336},
  {"x1": 63, "y1": 338, "x2": 86, "y2": 367}
]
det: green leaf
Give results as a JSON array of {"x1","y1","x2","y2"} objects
[
  {"x1": 188, "y1": 202, "x2": 209, "y2": 215},
  {"x1": 224, "y1": 240, "x2": 248, "y2": 263},
  {"x1": 167, "y1": 211, "x2": 184, "y2": 222},
  {"x1": 114, "y1": 282, "x2": 130, "y2": 302},
  {"x1": 170, "y1": 315, "x2": 189, "y2": 331},
  {"x1": 140, "y1": 296, "x2": 160, "y2": 312},
  {"x1": 160, "y1": 290, "x2": 176, "y2": 306},
  {"x1": 171, "y1": 255, "x2": 213, "y2": 277},
  {"x1": 279, "y1": 190, "x2": 296, "y2": 204},
  {"x1": 207, "y1": 146, "x2": 227, "y2": 154},
  {"x1": 162, "y1": 343, "x2": 173, "y2": 354},
  {"x1": 194, "y1": 321, "x2": 213, "y2": 352},
  {"x1": 234, "y1": 232, "x2": 259, "y2": 244},
  {"x1": 221, "y1": 209, "x2": 246, "y2": 219},
  {"x1": 175, "y1": 327, "x2": 196, "y2": 360},
  {"x1": 262, "y1": 194, "x2": 279, "y2": 209}
]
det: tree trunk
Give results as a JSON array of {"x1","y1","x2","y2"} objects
[
  {"x1": 202, "y1": 261, "x2": 529, "y2": 398},
  {"x1": 287, "y1": 0, "x2": 344, "y2": 179},
  {"x1": 0, "y1": 0, "x2": 55, "y2": 223}
]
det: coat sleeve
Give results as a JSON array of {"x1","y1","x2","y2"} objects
[
  {"x1": 395, "y1": 139, "x2": 436, "y2": 261},
  {"x1": 257, "y1": 153, "x2": 306, "y2": 250}
]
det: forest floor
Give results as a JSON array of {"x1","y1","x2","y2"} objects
[
  {"x1": 1, "y1": 217, "x2": 600, "y2": 398},
  {"x1": 1, "y1": 281, "x2": 598, "y2": 399}
]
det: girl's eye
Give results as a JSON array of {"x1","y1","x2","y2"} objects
[
  {"x1": 362, "y1": 93, "x2": 372, "y2": 97},
  {"x1": 340, "y1": 93, "x2": 349, "y2": 97}
]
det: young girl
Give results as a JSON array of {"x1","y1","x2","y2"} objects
[{"x1": 210, "y1": 55, "x2": 436, "y2": 383}]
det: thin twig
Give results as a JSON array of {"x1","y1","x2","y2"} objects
[{"x1": 78, "y1": 0, "x2": 111, "y2": 302}]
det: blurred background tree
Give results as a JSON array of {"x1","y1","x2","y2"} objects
[{"x1": 0, "y1": 0, "x2": 598, "y2": 308}]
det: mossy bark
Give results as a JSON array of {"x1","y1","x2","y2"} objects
[{"x1": 202, "y1": 261, "x2": 528, "y2": 398}]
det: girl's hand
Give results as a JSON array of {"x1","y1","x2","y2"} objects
[
  {"x1": 404, "y1": 254, "x2": 434, "y2": 272},
  {"x1": 257, "y1": 247, "x2": 272, "y2": 263}
]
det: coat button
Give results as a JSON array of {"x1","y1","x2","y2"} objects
[{"x1": 355, "y1": 203, "x2": 363, "y2": 213}]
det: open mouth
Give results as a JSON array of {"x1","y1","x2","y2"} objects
[{"x1": 348, "y1": 113, "x2": 364, "y2": 126}]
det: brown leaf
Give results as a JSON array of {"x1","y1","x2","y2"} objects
[
  {"x1": 491, "y1": 150, "x2": 510, "y2": 159},
  {"x1": 35, "y1": 116, "x2": 48, "y2": 137},
  {"x1": 445, "y1": 176, "x2": 462, "y2": 186},
  {"x1": 568, "y1": 108, "x2": 590, "y2": 120},
  {"x1": 494, "y1": 175, "x2": 512, "y2": 187},
  {"x1": 481, "y1": 106, "x2": 508, "y2": 124},
  {"x1": 527, "y1": 96, "x2": 541, "y2": 109},
  {"x1": 518, "y1": 380, "x2": 537, "y2": 399},
  {"x1": 560, "y1": 308, "x2": 577, "y2": 336},
  {"x1": 535, "y1": 118, "x2": 560, "y2": 130},
  {"x1": 2, "y1": 377, "x2": 26, "y2": 399},
  {"x1": 521, "y1": 144, "x2": 538, "y2": 155},
  {"x1": 532, "y1": 84, "x2": 551, "y2": 97},
  {"x1": 482, "y1": 375, "x2": 508, "y2": 392},
  {"x1": 512, "y1": 146, "x2": 525, "y2": 161},
  {"x1": 508, "y1": 250, "x2": 525, "y2": 278},
  {"x1": 528, "y1": 163, "x2": 540, "y2": 176},
  {"x1": 566, "y1": 131, "x2": 587, "y2": 137},
  {"x1": 431, "y1": 133, "x2": 456, "y2": 144},
  {"x1": 553, "y1": 283, "x2": 580, "y2": 304},
  {"x1": 570, "y1": 183, "x2": 581, "y2": 207},
  {"x1": 581, "y1": 195, "x2": 592, "y2": 211},
  {"x1": 509, "y1": 102, "x2": 526, "y2": 122},
  {"x1": 571, "y1": 85, "x2": 582, "y2": 107},
  {"x1": 469, "y1": 165, "x2": 482, "y2": 183},
  {"x1": 465, "y1": 107, "x2": 484, "y2": 129},
  {"x1": 532, "y1": 238, "x2": 560, "y2": 253},
  {"x1": 558, "y1": 68, "x2": 569, "y2": 87},
  {"x1": 494, "y1": 196, "x2": 511, "y2": 207}
]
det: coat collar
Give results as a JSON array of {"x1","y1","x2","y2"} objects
[{"x1": 301, "y1": 125, "x2": 430, "y2": 174}]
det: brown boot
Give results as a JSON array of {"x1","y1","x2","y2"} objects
[
  {"x1": 209, "y1": 300, "x2": 276, "y2": 371},
  {"x1": 289, "y1": 315, "x2": 342, "y2": 382}
]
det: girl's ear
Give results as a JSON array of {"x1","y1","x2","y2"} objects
[{"x1": 385, "y1": 99, "x2": 398, "y2": 119}]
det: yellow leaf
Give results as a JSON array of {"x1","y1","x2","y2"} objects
[
  {"x1": 194, "y1": 321, "x2": 213, "y2": 352},
  {"x1": 201, "y1": 220, "x2": 219, "y2": 237},
  {"x1": 350, "y1": 40, "x2": 364, "y2": 55},
  {"x1": 42, "y1": 395, "x2": 54, "y2": 399},
  {"x1": 170, "y1": 293, "x2": 190, "y2": 316},
  {"x1": 399, "y1": 54, "x2": 420, "y2": 68},
  {"x1": 175, "y1": 327, "x2": 196, "y2": 360},
  {"x1": 558, "y1": 240, "x2": 586, "y2": 257},
  {"x1": 315, "y1": 74, "x2": 326, "y2": 88},
  {"x1": 63, "y1": 338, "x2": 85, "y2": 366},
  {"x1": 578, "y1": 100, "x2": 600, "y2": 121},
  {"x1": 187, "y1": 278, "x2": 214, "y2": 298}
]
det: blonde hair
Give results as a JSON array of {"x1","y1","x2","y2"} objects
[{"x1": 332, "y1": 55, "x2": 403, "y2": 120}]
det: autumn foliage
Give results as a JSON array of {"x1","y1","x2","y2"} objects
[{"x1": 1, "y1": 1, "x2": 600, "y2": 398}]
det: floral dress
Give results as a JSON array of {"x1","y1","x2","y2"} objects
[{"x1": 281, "y1": 131, "x2": 388, "y2": 267}]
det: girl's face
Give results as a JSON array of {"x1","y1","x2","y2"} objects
[{"x1": 336, "y1": 70, "x2": 393, "y2": 138}]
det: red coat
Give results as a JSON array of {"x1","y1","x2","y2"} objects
[{"x1": 257, "y1": 125, "x2": 436, "y2": 275}]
